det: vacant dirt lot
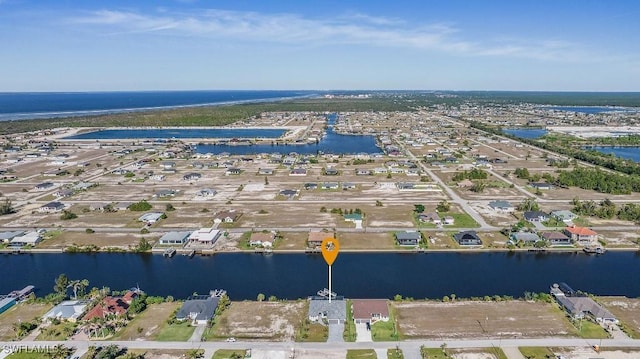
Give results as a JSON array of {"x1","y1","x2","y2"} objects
[
  {"x1": 394, "y1": 300, "x2": 574, "y2": 339},
  {"x1": 599, "y1": 297, "x2": 640, "y2": 337},
  {"x1": 113, "y1": 302, "x2": 180, "y2": 340},
  {"x1": 337, "y1": 232, "x2": 395, "y2": 250},
  {"x1": 40, "y1": 231, "x2": 159, "y2": 250},
  {"x1": 210, "y1": 301, "x2": 307, "y2": 341},
  {"x1": 0, "y1": 303, "x2": 52, "y2": 340}
]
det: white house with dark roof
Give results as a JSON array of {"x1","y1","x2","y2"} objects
[{"x1": 39, "y1": 201, "x2": 65, "y2": 213}]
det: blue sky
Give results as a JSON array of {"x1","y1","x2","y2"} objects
[{"x1": 1, "y1": 0, "x2": 639, "y2": 91}]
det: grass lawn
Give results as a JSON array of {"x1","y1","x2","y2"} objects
[
  {"x1": 387, "y1": 348, "x2": 404, "y2": 359},
  {"x1": 344, "y1": 300, "x2": 356, "y2": 342},
  {"x1": 155, "y1": 321, "x2": 195, "y2": 341},
  {"x1": 371, "y1": 306, "x2": 400, "y2": 342},
  {"x1": 419, "y1": 348, "x2": 447, "y2": 359},
  {"x1": 346, "y1": 349, "x2": 377, "y2": 359},
  {"x1": 36, "y1": 321, "x2": 77, "y2": 340},
  {"x1": 212, "y1": 349, "x2": 247, "y2": 359},
  {"x1": 111, "y1": 302, "x2": 180, "y2": 340},
  {"x1": 0, "y1": 303, "x2": 52, "y2": 340},
  {"x1": 577, "y1": 320, "x2": 609, "y2": 339},
  {"x1": 440, "y1": 212, "x2": 479, "y2": 228},
  {"x1": 519, "y1": 347, "x2": 556, "y2": 358},
  {"x1": 6, "y1": 353, "x2": 48, "y2": 359},
  {"x1": 296, "y1": 321, "x2": 327, "y2": 342}
]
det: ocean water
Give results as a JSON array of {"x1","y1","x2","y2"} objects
[{"x1": 0, "y1": 90, "x2": 314, "y2": 121}]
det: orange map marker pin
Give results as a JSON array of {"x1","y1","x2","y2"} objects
[{"x1": 321, "y1": 237, "x2": 340, "y2": 265}]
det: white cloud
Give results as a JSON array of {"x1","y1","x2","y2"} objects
[{"x1": 69, "y1": 8, "x2": 603, "y2": 62}]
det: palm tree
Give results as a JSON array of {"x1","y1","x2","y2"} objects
[{"x1": 68, "y1": 279, "x2": 89, "y2": 299}]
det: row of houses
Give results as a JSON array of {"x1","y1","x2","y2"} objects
[
  {"x1": 394, "y1": 230, "x2": 483, "y2": 247},
  {"x1": 510, "y1": 226, "x2": 598, "y2": 246},
  {"x1": 308, "y1": 298, "x2": 389, "y2": 325}
]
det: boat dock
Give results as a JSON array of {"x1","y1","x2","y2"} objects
[{"x1": 163, "y1": 248, "x2": 176, "y2": 258}]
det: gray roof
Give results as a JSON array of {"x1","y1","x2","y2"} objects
[
  {"x1": 0, "y1": 297, "x2": 16, "y2": 309},
  {"x1": 396, "y1": 231, "x2": 421, "y2": 241},
  {"x1": 555, "y1": 295, "x2": 616, "y2": 321},
  {"x1": 176, "y1": 296, "x2": 220, "y2": 322},
  {"x1": 308, "y1": 299, "x2": 347, "y2": 321},
  {"x1": 0, "y1": 231, "x2": 25, "y2": 241},
  {"x1": 159, "y1": 231, "x2": 191, "y2": 244},
  {"x1": 512, "y1": 232, "x2": 541, "y2": 243}
]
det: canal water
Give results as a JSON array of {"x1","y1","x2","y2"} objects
[
  {"x1": 585, "y1": 146, "x2": 640, "y2": 162},
  {"x1": 1, "y1": 252, "x2": 638, "y2": 300},
  {"x1": 502, "y1": 128, "x2": 547, "y2": 139}
]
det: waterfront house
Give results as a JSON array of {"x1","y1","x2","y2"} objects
[
  {"x1": 395, "y1": 231, "x2": 421, "y2": 246},
  {"x1": 249, "y1": 232, "x2": 275, "y2": 248},
  {"x1": 307, "y1": 231, "x2": 330, "y2": 248},
  {"x1": 550, "y1": 283, "x2": 617, "y2": 324},
  {"x1": 213, "y1": 210, "x2": 240, "y2": 224},
  {"x1": 43, "y1": 300, "x2": 90, "y2": 322},
  {"x1": 38, "y1": 201, "x2": 65, "y2": 213},
  {"x1": 551, "y1": 210, "x2": 577, "y2": 223},
  {"x1": 158, "y1": 231, "x2": 191, "y2": 246},
  {"x1": 523, "y1": 211, "x2": 549, "y2": 223},
  {"x1": 540, "y1": 231, "x2": 572, "y2": 246},
  {"x1": 564, "y1": 226, "x2": 597, "y2": 245},
  {"x1": 83, "y1": 291, "x2": 138, "y2": 321},
  {"x1": 453, "y1": 231, "x2": 482, "y2": 246},
  {"x1": 488, "y1": 200, "x2": 515, "y2": 213},
  {"x1": 351, "y1": 299, "x2": 390, "y2": 324},
  {"x1": 176, "y1": 294, "x2": 220, "y2": 325},
  {"x1": 509, "y1": 232, "x2": 541, "y2": 245},
  {"x1": 0, "y1": 231, "x2": 24, "y2": 243},
  {"x1": 0, "y1": 298, "x2": 16, "y2": 315},
  {"x1": 189, "y1": 228, "x2": 221, "y2": 246},
  {"x1": 308, "y1": 298, "x2": 347, "y2": 324},
  {"x1": 9, "y1": 232, "x2": 42, "y2": 247}
]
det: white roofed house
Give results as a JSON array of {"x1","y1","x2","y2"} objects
[
  {"x1": 213, "y1": 210, "x2": 241, "y2": 224},
  {"x1": 157, "y1": 231, "x2": 191, "y2": 246},
  {"x1": 188, "y1": 228, "x2": 222, "y2": 246},
  {"x1": 9, "y1": 231, "x2": 42, "y2": 247},
  {"x1": 34, "y1": 182, "x2": 55, "y2": 191},
  {"x1": 138, "y1": 212, "x2": 164, "y2": 225},
  {"x1": 195, "y1": 188, "x2": 217, "y2": 198}
]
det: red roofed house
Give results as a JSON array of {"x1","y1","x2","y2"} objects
[
  {"x1": 563, "y1": 225, "x2": 597, "y2": 246},
  {"x1": 83, "y1": 291, "x2": 138, "y2": 321},
  {"x1": 351, "y1": 299, "x2": 389, "y2": 324}
]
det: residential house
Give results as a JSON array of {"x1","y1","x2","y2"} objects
[
  {"x1": 158, "y1": 231, "x2": 191, "y2": 246},
  {"x1": 344, "y1": 213, "x2": 363, "y2": 229},
  {"x1": 43, "y1": 300, "x2": 90, "y2": 322},
  {"x1": 154, "y1": 189, "x2": 177, "y2": 198},
  {"x1": 289, "y1": 168, "x2": 307, "y2": 176},
  {"x1": 161, "y1": 161, "x2": 176, "y2": 170},
  {"x1": 453, "y1": 231, "x2": 483, "y2": 246},
  {"x1": 564, "y1": 226, "x2": 598, "y2": 245},
  {"x1": 523, "y1": 211, "x2": 550, "y2": 223},
  {"x1": 509, "y1": 232, "x2": 541, "y2": 245},
  {"x1": 488, "y1": 200, "x2": 515, "y2": 213},
  {"x1": 258, "y1": 168, "x2": 275, "y2": 175},
  {"x1": 249, "y1": 232, "x2": 275, "y2": 248},
  {"x1": 195, "y1": 188, "x2": 217, "y2": 198},
  {"x1": 38, "y1": 201, "x2": 65, "y2": 213},
  {"x1": 0, "y1": 231, "x2": 24, "y2": 244},
  {"x1": 323, "y1": 168, "x2": 339, "y2": 176},
  {"x1": 551, "y1": 210, "x2": 577, "y2": 223},
  {"x1": 529, "y1": 182, "x2": 554, "y2": 190},
  {"x1": 9, "y1": 232, "x2": 42, "y2": 247},
  {"x1": 304, "y1": 182, "x2": 318, "y2": 190},
  {"x1": 188, "y1": 228, "x2": 221, "y2": 246},
  {"x1": 213, "y1": 210, "x2": 240, "y2": 224},
  {"x1": 113, "y1": 202, "x2": 132, "y2": 212},
  {"x1": 138, "y1": 212, "x2": 164, "y2": 225},
  {"x1": 83, "y1": 291, "x2": 138, "y2": 321},
  {"x1": 176, "y1": 294, "x2": 220, "y2": 325},
  {"x1": 0, "y1": 298, "x2": 16, "y2": 315},
  {"x1": 183, "y1": 172, "x2": 202, "y2": 181},
  {"x1": 308, "y1": 231, "x2": 330, "y2": 248},
  {"x1": 395, "y1": 231, "x2": 421, "y2": 246},
  {"x1": 73, "y1": 182, "x2": 95, "y2": 191},
  {"x1": 341, "y1": 182, "x2": 356, "y2": 190},
  {"x1": 226, "y1": 168, "x2": 242, "y2": 175},
  {"x1": 540, "y1": 231, "x2": 572, "y2": 246},
  {"x1": 279, "y1": 189, "x2": 299, "y2": 198},
  {"x1": 442, "y1": 216, "x2": 455, "y2": 225},
  {"x1": 355, "y1": 169, "x2": 371, "y2": 176},
  {"x1": 351, "y1": 299, "x2": 390, "y2": 324},
  {"x1": 308, "y1": 298, "x2": 347, "y2": 324},
  {"x1": 34, "y1": 182, "x2": 54, "y2": 191},
  {"x1": 321, "y1": 182, "x2": 339, "y2": 190},
  {"x1": 418, "y1": 212, "x2": 441, "y2": 225},
  {"x1": 150, "y1": 174, "x2": 166, "y2": 182},
  {"x1": 551, "y1": 283, "x2": 617, "y2": 324}
]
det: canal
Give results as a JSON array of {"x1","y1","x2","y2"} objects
[{"x1": 1, "y1": 251, "x2": 638, "y2": 300}]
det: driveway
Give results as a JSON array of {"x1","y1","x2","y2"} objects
[
  {"x1": 327, "y1": 323, "x2": 344, "y2": 343},
  {"x1": 355, "y1": 323, "x2": 372, "y2": 342}
]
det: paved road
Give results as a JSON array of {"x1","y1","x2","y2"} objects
[{"x1": 1, "y1": 337, "x2": 637, "y2": 356}]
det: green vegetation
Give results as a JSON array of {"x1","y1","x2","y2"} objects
[
  {"x1": 155, "y1": 321, "x2": 195, "y2": 341},
  {"x1": 36, "y1": 321, "x2": 76, "y2": 340},
  {"x1": 6, "y1": 345, "x2": 73, "y2": 359},
  {"x1": 59, "y1": 210, "x2": 77, "y2": 220},
  {"x1": 419, "y1": 347, "x2": 448, "y2": 359},
  {"x1": 296, "y1": 319, "x2": 328, "y2": 342},
  {"x1": 344, "y1": 300, "x2": 357, "y2": 342},
  {"x1": 133, "y1": 237, "x2": 153, "y2": 252},
  {"x1": 0, "y1": 198, "x2": 15, "y2": 215},
  {"x1": 387, "y1": 348, "x2": 404, "y2": 359},
  {"x1": 439, "y1": 212, "x2": 479, "y2": 228},
  {"x1": 519, "y1": 347, "x2": 556, "y2": 359},
  {"x1": 371, "y1": 307, "x2": 400, "y2": 341},
  {"x1": 212, "y1": 349, "x2": 247, "y2": 359},
  {"x1": 452, "y1": 168, "x2": 488, "y2": 181},
  {"x1": 573, "y1": 197, "x2": 640, "y2": 223},
  {"x1": 346, "y1": 349, "x2": 377, "y2": 359},
  {"x1": 576, "y1": 319, "x2": 609, "y2": 339},
  {"x1": 128, "y1": 200, "x2": 152, "y2": 211}
]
